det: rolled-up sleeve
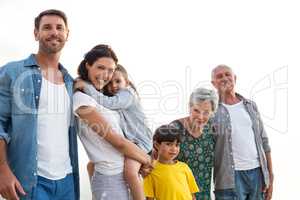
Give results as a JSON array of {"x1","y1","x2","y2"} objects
[
  {"x1": 253, "y1": 102, "x2": 271, "y2": 153},
  {"x1": 0, "y1": 66, "x2": 12, "y2": 144},
  {"x1": 259, "y1": 117, "x2": 271, "y2": 153}
]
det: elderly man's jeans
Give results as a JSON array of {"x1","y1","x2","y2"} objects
[
  {"x1": 31, "y1": 174, "x2": 75, "y2": 200},
  {"x1": 214, "y1": 167, "x2": 264, "y2": 200}
]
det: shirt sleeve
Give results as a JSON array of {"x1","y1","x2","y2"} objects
[
  {"x1": 84, "y1": 84, "x2": 135, "y2": 110},
  {"x1": 0, "y1": 66, "x2": 12, "y2": 143},
  {"x1": 143, "y1": 174, "x2": 155, "y2": 198},
  {"x1": 73, "y1": 91, "x2": 97, "y2": 117},
  {"x1": 184, "y1": 163, "x2": 200, "y2": 194},
  {"x1": 252, "y1": 101, "x2": 271, "y2": 153}
]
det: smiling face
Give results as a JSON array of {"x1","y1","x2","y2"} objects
[
  {"x1": 107, "y1": 70, "x2": 129, "y2": 95},
  {"x1": 211, "y1": 66, "x2": 236, "y2": 94},
  {"x1": 189, "y1": 100, "x2": 213, "y2": 129},
  {"x1": 34, "y1": 15, "x2": 69, "y2": 54},
  {"x1": 85, "y1": 57, "x2": 116, "y2": 90},
  {"x1": 155, "y1": 140, "x2": 180, "y2": 164}
]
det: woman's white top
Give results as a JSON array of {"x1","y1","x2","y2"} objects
[{"x1": 73, "y1": 91, "x2": 125, "y2": 175}]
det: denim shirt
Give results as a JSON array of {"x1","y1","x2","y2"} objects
[
  {"x1": 0, "y1": 54, "x2": 79, "y2": 199},
  {"x1": 211, "y1": 93, "x2": 271, "y2": 190}
]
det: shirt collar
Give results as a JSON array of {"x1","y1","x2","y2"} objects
[
  {"x1": 23, "y1": 53, "x2": 68, "y2": 74},
  {"x1": 218, "y1": 93, "x2": 252, "y2": 105},
  {"x1": 23, "y1": 54, "x2": 39, "y2": 68}
]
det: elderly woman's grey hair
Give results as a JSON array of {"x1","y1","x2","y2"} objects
[{"x1": 189, "y1": 88, "x2": 219, "y2": 113}]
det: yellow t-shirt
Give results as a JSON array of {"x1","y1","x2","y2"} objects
[{"x1": 143, "y1": 161, "x2": 199, "y2": 200}]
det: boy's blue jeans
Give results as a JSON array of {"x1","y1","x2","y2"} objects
[
  {"x1": 214, "y1": 167, "x2": 264, "y2": 200},
  {"x1": 31, "y1": 174, "x2": 75, "y2": 200}
]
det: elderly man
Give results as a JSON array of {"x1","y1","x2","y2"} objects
[{"x1": 211, "y1": 65, "x2": 273, "y2": 200}]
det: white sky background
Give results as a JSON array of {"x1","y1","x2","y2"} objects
[{"x1": 0, "y1": 0, "x2": 299, "y2": 199}]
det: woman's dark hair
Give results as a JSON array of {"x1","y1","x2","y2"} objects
[
  {"x1": 103, "y1": 64, "x2": 139, "y2": 96},
  {"x1": 153, "y1": 125, "x2": 182, "y2": 144},
  {"x1": 77, "y1": 44, "x2": 118, "y2": 82}
]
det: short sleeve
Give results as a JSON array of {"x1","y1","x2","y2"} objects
[
  {"x1": 184, "y1": 163, "x2": 200, "y2": 194},
  {"x1": 143, "y1": 175, "x2": 154, "y2": 198},
  {"x1": 73, "y1": 91, "x2": 98, "y2": 117}
]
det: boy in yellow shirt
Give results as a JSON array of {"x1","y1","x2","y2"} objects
[{"x1": 144, "y1": 125, "x2": 199, "y2": 200}]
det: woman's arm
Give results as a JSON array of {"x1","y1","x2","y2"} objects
[{"x1": 76, "y1": 106, "x2": 151, "y2": 166}]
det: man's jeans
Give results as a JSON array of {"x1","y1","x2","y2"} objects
[
  {"x1": 214, "y1": 167, "x2": 264, "y2": 200},
  {"x1": 32, "y1": 174, "x2": 75, "y2": 200}
]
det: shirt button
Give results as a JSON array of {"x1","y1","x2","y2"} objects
[
  {"x1": 37, "y1": 79, "x2": 41, "y2": 83},
  {"x1": 35, "y1": 96, "x2": 39, "y2": 99},
  {"x1": 232, "y1": 165, "x2": 234, "y2": 169},
  {"x1": 21, "y1": 88, "x2": 25, "y2": 92}
]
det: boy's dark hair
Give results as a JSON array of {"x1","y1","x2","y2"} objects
[
  {"x1": 35, "y1": 9, "x2": 68, "y2": 29},
  {"x1": 153, "y1": 125, "x2": 182, "y2": 144},
  {"x1": 77, "y1": 44, "x2": 118, "y2": 82}
]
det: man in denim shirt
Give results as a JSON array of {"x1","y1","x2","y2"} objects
[
  {"x1": 211, "y1": 65, "x2": 274, "y2": 200},
  {"x1": 0, "y1": 10, "x2": 79, "y2": 200}
]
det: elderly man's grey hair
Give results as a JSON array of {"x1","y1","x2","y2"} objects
[
  {"x1": 189, "y1": 88, "x2": 219, "y2": 112},
  {"x1": 211, "y1": 64, "x2": 234, "y2": 80}
]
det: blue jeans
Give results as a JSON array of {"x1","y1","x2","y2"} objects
[
  {"x1": 214, "y1": 167, "x2": 264, "y2": 200},
  {"x1": 30, "y1": 174, "x2": 75, "y2": 200}
]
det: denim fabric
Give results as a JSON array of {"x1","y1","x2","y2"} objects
[
  {"x1": 214, "y1": 189, "x2": 237, "y2": 200},
  {"x1": 32, "y1": 174, "x2": 75, "y2": 200},
  {"x1": 91, "y1": 172, "x2": 130, "y2": 200},
  {"x1": 212, "y1": 93, "x2": 271, "y2": 190},
  {"x1": 235, "y1": 167, "x2": 264, "y2": 200},
  {"x1": 0, "y1": 54, "x2": 79, "y2": 200},
  {"x1": 214, "y1": 167, "x2": 264, "y2": 200}
]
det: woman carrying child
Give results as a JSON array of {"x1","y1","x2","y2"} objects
[
  {"x1": 73, "y1": 45, "x2": 152, "y2": 200},
  {"x1": 74, "y1": 44, "x2": 152, "y2": 200}
]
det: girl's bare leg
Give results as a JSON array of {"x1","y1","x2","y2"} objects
[{"x1": 124, "y1": 157, "x2": 144, "y2": 200}]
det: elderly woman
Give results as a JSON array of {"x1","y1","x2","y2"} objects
[{"x1": 169, "y1": 88, "x2": 218, "y2": 200}]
